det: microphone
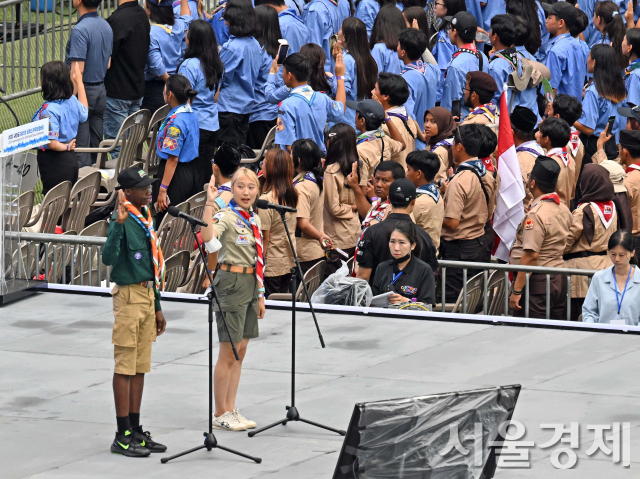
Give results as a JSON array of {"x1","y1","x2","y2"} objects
[
  {"x1": 256, "y1": 199, "x2": 297, "y2": 213},
  {"x1": 167, "y1": 205, "x2": 208, "y2": 227}
]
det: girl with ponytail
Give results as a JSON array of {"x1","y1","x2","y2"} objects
[
  {"x1": 153, "y1": 74, "x2": 201, "y2": 225},
  {"x1": 594, "y1": 1, "x2": 628, "y2": 69}
]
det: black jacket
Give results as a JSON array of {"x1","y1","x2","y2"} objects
[{"x1": 371, "y1": 256, "x2": 435, "y2": 305}]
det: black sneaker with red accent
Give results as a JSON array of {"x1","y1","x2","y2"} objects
[{"x1": 132, "y1": 426, "x2": 167, "y2": 453}]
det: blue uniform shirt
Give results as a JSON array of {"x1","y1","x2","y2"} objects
[
  {"x1": 32, "y1": 97, "x2": 89, "y2": 148},
  {"x1": 535, "y1": 0, "x2": 550, "y2": 63},
  {"x1": 441, "y1": 49, "x2": 489, "y2": 117},
  {"x1": 251, "y1": 48, "x2": 282, "y2": 123},
  {"x1": 465, "y1": 0, "x2": 483, "y2": 33},
  {"x1": 545, "y1": 33, "x2": 587, "y2": 102},
  {"x1": 65, "y1": 12, "x2": 113, "y2": 83},
  {"x1": 209, "y1": 9, "x2": 230, "y2": 46},
  {"x1": 481, "y1": 0, "x2": 505, "y2": 35},
  {"x1": 178, "y1": 57, "x2": 219, "y2": 132},
  {"x1": 402, "y1": 61, "x2": 440, "y2": 130},
  {"x1": 157, "y1": 104, "x2": 200, "y2": 162},
  {"x1": 338, "y1": 0, "x2": 351, "y2": 26},
  {"x1": 625, "y1": 59, "x2": 640, "y2": 108},
  {"x1": 578, "y1": 82, "x2": 620, "y2": 139},
  {"x1": 371, "y1": 42, "x2": 403, "y2": 75},
  {"x1": 579, "y1": 0, "x2": 601, "y2": 48},
  {"x1": 173, "y1": 0, "x2": 201, "y2": 20},
  {"x1": 275, "y1": 85, "x2": 346, "y2": 152},
  {"x1": 279, "y1": 8, "x2": 310, "y2": 54},
  {"x1": 354, "y1": 0, "x2": 379, "y2": 38},
  {"x1": 342, "y1": 52, "x2": 358, "y2": 127},
  {"x1": 285, "y1": 0, "x2": 305, "y2": 15},
  {"x1": 304, "y1": 0, "x2": 340, "y2": 72},
  {"x1": 217, "y1": 36, "x2": 262, "y2": 114},
  {"x1": 145, "y1": 15, "x2": 191, "y2": 80},
  {"x1": 488, "y1": 49, "x2": 540, "y2": 120},
  {"x1": 432, "y1": 29, "x2": 456, "y2": 101}
]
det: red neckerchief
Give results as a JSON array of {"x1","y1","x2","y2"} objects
[
  {"x1": 481, "y1": 157, "x2": 495, "y2": 172},
  {"x1": 548, "y1": 147, "x2": 570, "y2": 167},
  {"x1": 537, "y1": 192, "x2": 561, "y2": 205},
  {"x1": 626, "y1": 162, "x2": 640, "y2": 174},
  {"x1": 452, "y1": 43, "x2": 478, "y2": 59},
  {"x1": 568, "y1": 127, "x2": 580, "y2": 156},
  {"x1": 362, "y1": 199, "x2": 390, "y2": 228},
  {"x1": 580, "y1": 201, "x2": 615, "y2": 229}
]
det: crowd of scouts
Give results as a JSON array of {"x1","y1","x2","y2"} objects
[{"x1": 26, "y1": 0, "x2": 640, "y2": 453}]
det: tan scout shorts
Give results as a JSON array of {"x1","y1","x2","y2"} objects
[
  {"x1": 213, "y1": 270, "x2": 259, "y2": 343},
  {"x1": 112, "y1": 284, "x2": 157, "y2": 375}
]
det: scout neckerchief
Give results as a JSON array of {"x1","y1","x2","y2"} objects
[
  {"x1": 455, "y1": 158, "x2": 487, "y2": 178},
  {"x1": 531, "y1": 192, "x2": 560, "y2": 208},
  {"x1": 626, "y1": 162, "x2": 640, "y2": 174},
  {"x1": 490, "y1": 47, "x2": 518, "y2": 71},
  {"x1": 417, "y1": 183, "x2": 440, "y2": 203},
  {"x1": 294, "y1": 172, "x2": 317, "y2": 186},
  {"x1": 228, "y1": 199, "x2": 264, "y2": 290},
  {"x1": 465, "y1": 102, "x2": 497, "y2": 123},
  {"x1": 624, "y1": 58, "x2": 640, "y2": 79},
  {"x1": 289, "y1": 85, "x2": 316, "y2": 105},
  {"x1": 213, "y1": 181, "x2": 232, "y2": 210},
  {"x1": 432, "y1": 137, "x2": 453, "y2": 151},
  {"x1": 481, "y1": 157, "x2": 496, "y2": 173},
  {"x1": 362, "y1": 198, "x2": 390, "y2": 228},
  {"x1": 401, "y1": 60, "x2": 427, "y2": 75},
  {"x1": 386, "y1": 106, "x2": 409, "y2": 121},
  {"x1": 326, "y1": 0, "x2": 338, "y2": 6},
  {"x1": 357, "y1": 128, "x2": 385, "y2": 144},
  {"x1": 124, "y1": 201, "x2": 165, "y2": 293},
  {"x1": 150, "y1": 20, "x2": 172, "y2": 34},
  {"x1": 568, "y1": 127, "x2": 580, "y2": 157},
  {"x1": 516, "y1": 140, "x2": 544, "y2": 158},
  {"x1": 218, "y1": 181, "x2": 231, "y2": 193},
  {"x1": 547, "y1": 146, "x2": 570, "y2": 167},
  {"x1": 579, "y1": 201, "x2": 616, "y2": 229},
  {"x1": 157, "y1": 103, "x2": 192, "y2": 151}
]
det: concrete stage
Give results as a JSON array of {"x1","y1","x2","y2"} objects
[{"x1": 1, "y1": 291, "x2": 639, "y2": 478}]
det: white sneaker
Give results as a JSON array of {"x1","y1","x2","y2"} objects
[
  {"x1": 232, "y1": 408, "x2": 257, "y2": 429},
  {"x1": 212, "y1": 411, "x2": 248, "y2": 431}
]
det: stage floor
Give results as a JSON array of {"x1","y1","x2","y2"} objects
[{"x1": 1, "y1": 291, "x2": 639, "y2": 478}]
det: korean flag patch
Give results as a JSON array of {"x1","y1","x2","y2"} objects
[
  {"x1": 236, "y1": 235, "x2": 250, "y2": 245},
  {"x1": 276, "y1": 116, "x2": 285, "y2": 133}
]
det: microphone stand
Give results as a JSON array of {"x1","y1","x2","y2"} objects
[
  {"x1": 248, "y1": 209, "x2": 345, "y2": 438},
  {"x1": 161, "y1": 222, "x2": 262, "y2": 464}
]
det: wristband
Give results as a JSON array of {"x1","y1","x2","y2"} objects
[
  {"x1": 258, "y1": 287, "x2": 265, "y2": 293},
  {"x1": 160, "y1": 184, "x2": 168, "y2": 190},
  {"x1": 512, "y1": 288, "x2": 522, "y2": 295},
  {"x1": 66, "y1": 143, "x2": 70, "y2": 151},
  {"x1": 385, "y1": 116, "x2": 391, "y2": 122},
  {"x1": 259, "y1": 293, "x2": 265, "y2": 298},
  {"x1": 336, "y1": 75, "x2": 345, "y2": 81}
]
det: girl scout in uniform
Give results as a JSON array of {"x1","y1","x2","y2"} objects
[
  {"x1": 33, "y1": 61, "x2": 88, "y2": 196},
  {"x1": 200, "y1": 168, "x2": 265, "y2": 432},
  {"x1": 154, "y1": 74, "x2": 200, "y2": 224}
]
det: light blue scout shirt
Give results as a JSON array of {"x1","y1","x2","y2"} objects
[
  {"x1": 354, "y1": 0, "x2": 380, "y2": 38},
  {"x1": 465, "y1": 0, "x2": 483, "y2": 33},
  {"x1": 304, "y1": 0, "x2": 340, "y2": 72},
  {"x1": 441, "y1": 48, "x2": 489, "y2": 117},
  {"x1": 173, "y1": 0, "x2": 201, "y2": 19},
  {"x1": 265, "y1": 73, "x2": 293, "y2": 105},
  {"x1": 279, "y1": 8, "x2": 310, "y2": 54},
  {"x1": 402, "y1": 60, "x2": 440, "y2": 128},
  {"x1": 578, "y1": 82, "x2": 621, "y2": 140},
  {"x1": 286, "y1": 0, "x2": 305, "y2": 15},
  {"x1": 217, "y1": 36, "x2": 262, "y2": 114},
  {"x1": 624, "y1": 59, "x2": 640, "y2": 109},
  {"x1": 535, "y1": 0, "x2": 550, "y2": 63},
  {"x1": 481, "y1": 0, "x2": 505, "y2": 36},
  {"x1": 32, "y1": 97, "x2": 89, "y2": 148},
  {"x1": 275, "y1": 85, "x2": 346, "y2": 152},
  {"x1": 488, "y1": 49, "x2": 539, "y2": 120},
  {"x1": 371, "y1": 42, "x2": 403, "y2": 75},
  {"x1": 65, "y1": 12, "x2": 113, "y2": 84},
  {"x1": 433, "y1": 29, "x2": 456, "y2": 101},
  {"x1": 579, "y1": 0, "x2": 600, "y2": 48},
  {"x1": 145, "y1": 14, "x2": 191, "y2": 81},
  {"x1": 157, "y1": 103, "x2": 199, "y2": 162},
  {"x1": 177, "y1": 57, "x2": 219, "y2": 133},
  {"x1": 582, "y1": 266, "x2": 640, "y2": 325},
  {"x1": 209, "y1": 8, "x2": 229, "y2": 46},
  {"x1": 545, "y1": 33, "x2": 588, "y2": 102},
  {"x1": 342, "y1": 52, "x2": 358, "y2": 127},
  {"x1": 250, "y1": 48, "x2": 282, "y2": 123},
  {"x1": 338, "y1": 0, "x2": 351, "y2": 26}
]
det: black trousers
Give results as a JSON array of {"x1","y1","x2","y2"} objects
[
  {"x1": 76, "y1": 83, "x2": 107, "y2": 168},
  {"x1": 37, "y1": 149, "x2": 78, "y2": 197},
  {"x1": 153, "y1": 159, "x2": 199, "y2": 227},
  {"x1": 247, "y1": 119, "x2": 276, "y2": 149},
  {"x1": 575, "y1": 133, "x2": 618, "y2": 204},
  {"x1": 514, "y1": 273, "x2": 567, "y2": 320},
  {"x1": 217, "y1": 112, "x2": 250, "y2": 147},
  {"x1": 195, "y1": 128, "x2": 219, "y2": 191},
  {"x1": 141, "y1": 79, "x2": 166, "y2": 116},
  {"x1": 265, "y1": 273, "x2": 292, "y2": 297},
  {"x1": 438, "y1": 236, "x2": 484, "y2": 304}
]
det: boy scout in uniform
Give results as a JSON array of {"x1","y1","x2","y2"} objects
[
  {"x1": 460, "y1": 72, "x2": 499, "y2": 132},
  {"x1": 536, "y1": 117, "x2": 574, "y2": 208},
  {"x1": 509, "y1": 156, "x2": 573, "y2": 319},
  {"x1": 102, "y1": 167, "x2": 167, "y2": 457},
  {"x1": 511, "y1": 106, "x2": 543, "y2": 210}
]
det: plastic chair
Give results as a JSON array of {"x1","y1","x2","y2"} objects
[
  {"x1": 244, "y1": 125, "x2": 276, "y2": 166},
  {"x1": 185, "y1": 190, "x2": 207, "y2": 227},
  {"x1": 72, "y1": 220, "x2": 109, "y2": 285},
  {"x1": 24, "y1": 181, "x2": 72, "y2": 234},
  {"x1": 63, "y1": 171, "x2": 101, "y2": 234},
  {"x1": 268, "y1": 260, "x2": 326, "y2": 301},
  {"x1": 42, "y1": 230, "x2": 77, "y2": 283},
  {"x1": 163, "y1": 250, "x2": 191, "y2": 292},
  {"x1": 179, "y1": 250, "x2": 208, "y2": 295},
  {"x1": 145, "y1": 105, "x2": 172, "y2": 176},
  {"x1": 487, "y1": 270, "x2": 507, "y2": 316},
  {"x1": 435, "y1": 272, "x2": 485, "y2": 314},
  {"x1": 16, "y1": 190, "x2": 34, "y2": 230},
  {"x1": 157, "y1": 201, "x2": 192, "y2": 258}
]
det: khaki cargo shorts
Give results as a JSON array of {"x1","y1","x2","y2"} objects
[
  {"x1": 112, "y1": 284, "x2": 157, "y2": 375},
  {"x1": 213, "y1": 270, "x2": 259, "y2": 343}
]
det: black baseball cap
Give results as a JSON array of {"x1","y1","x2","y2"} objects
[
  {"x1": 116, "y1": 166, "x2": 159, "y2": 190},
  {"x1": 618, "y1": 104, "x2": 640, "y2": 123},
  {"x1": 444, "y1": 12, "x2": 478, "y2": 34},
  {"x1": 346, "y1": 99, "x2": 386, "y2": 123},
  {"x1": 388, "y1": 178, "x2": 417, "y2": 207},
  {"x1": 541, "y1": 2, "x2": 580, "y2": 25}
]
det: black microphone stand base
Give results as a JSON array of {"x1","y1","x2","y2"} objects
[
  {"x1": 161, "y1": 432, "x2": 262, "y2": 464},
  {"x1": 248, "y1": 406, "x2": 346, "y2": 437}
]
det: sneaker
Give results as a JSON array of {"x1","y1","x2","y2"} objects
[
  {"x1": 132, "y1": 426, "x2": 167, "y2": 453},
  {"x1": 212, "y1": 411, "x2": 248, "y2": 431},
  {"x1": 232, "y1": 408, "x2": 257, "y2": 429},
  {"x1": 110, "y1": 430, "x2": 150, "y2": 457}
]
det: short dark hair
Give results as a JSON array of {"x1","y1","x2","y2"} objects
[
  {"x1": 490, "y1": 14, "x2": 518, "y2": 46},
  {"x1": 398, "y1": 28, "x2": 428, "y2": 61},
  {"x1": 282, "y1": 53, "x2": 312, "y2": 82},
  {"x1": 377, "y1": 72, "x2": 410, "y2": 107},
  {"x1": 165, "y1": 74, "x2": 198, "y2": 104},
  {"x1": 621, "y1": 140, "x2": 640, "y2": 159},
  {"x1": 406, "y1": 150, "x2": 440, "y2": 182},
  {"x1": 469, "y1": 84, "x2": 494, "y2": 105},
  {"x1": 608, "y1": 229, "x2": 636, "y2": 252},
  {"x1": 147, "y1": 1, "x2": 175, "y2": 26},
  {"x1": 570, "y1": 8, "x2": 589, "y2": 37},
  {"x1": 213, "y1": 143, "x2": 241, "y2": 177},
  {"x1": 477, "y1": 126, "x2": 498, "y2": 158},
  {"x1": 254, "y1": 0, "x2": 285, "y2": 5},
  {"x1": 552, "y1": 94, "x2": 583, "y2": 125},
  {"x1": 454, "y1": 124, "x2": 483, "y2": 157},
  {"x1": 225, "y1": 0, "x2": 256, "y2": 37},
  {"x1": 513, "y1": 127, "x2": 535, "y2": 142},
  {"x1": 534, "y1": 178, "x2": 557, "y2": 194},
  {"x1": 374, "y1": 160, "x2": 406, "y2": 180},
  {"x1": 539, "y1": 117, "x2": 571, "y2": 148},
  {"x1": 81, "y1": 0, "x2": 102, "y2": 8},
  {"x1": 40, "y1": 61, "x2": 74, "y2": 101}
]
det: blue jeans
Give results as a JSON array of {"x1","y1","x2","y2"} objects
[{"x1": 104, "y1": 97, "x2": 143, "y2": 160}]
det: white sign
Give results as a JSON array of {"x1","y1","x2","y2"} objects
[{"x1": 1, "y1": 119, "x2": 49, "y2": 157}]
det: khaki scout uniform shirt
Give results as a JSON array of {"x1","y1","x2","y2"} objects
[
  {"x1": 441, "y1": 160, "x2": 500, "y2": 241},
  {"x1": 382, "y1": 108, "x2": 417, "y2": 169},
  {"x1": 624, "y1": 166, "x2": 640, "y2": 235},
  {"x1": 209, "y1": 181, "x2": 234, "y2": 215},
  {"x1": 258, "y1": 191, "x2": 297, "y2": 277},
  {"x1": 564, "y1": 203, "x2": 616, "y2": 298},
  {"x1": 210, "y1": 206, "x2": 262, "y2": 267},
  {"x1": 357, "y1": 136, "x2": 404, "y2": 185},
  {"x1": 432, "y1": 144, "x2": 451, "y2": 183},
  {"x1": 413, "y1": 186, "x2": 445, "y2": 249},
  {"x1": 294, "y1": 172, "x2": 325, "y2": 262},
  {"x1": 510, "y1": 195, "x2": 572, "y2": 268},
  {"x1": 547, "y1": 148, "x2": 575, "y2": 208},
  {"x1": 323, "y1": 163, "x2": 362, "y2": 249}
]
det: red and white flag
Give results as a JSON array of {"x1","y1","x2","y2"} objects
[{"x1": 492, "y1": 85, "x2": 526, "y2": 262}]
